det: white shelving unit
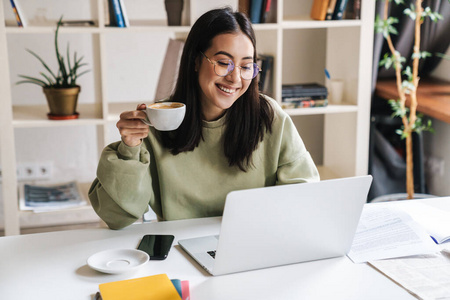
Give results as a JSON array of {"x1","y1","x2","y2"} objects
[{"x1": 0, "y1": 0, "x2": 375, "y2": 235}]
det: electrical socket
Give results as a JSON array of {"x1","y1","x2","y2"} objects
[{"x1": 16, "y1": 161, "x2": 53, "y2": 181}]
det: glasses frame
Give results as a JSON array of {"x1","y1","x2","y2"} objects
[{"x1": 200, "y1": 52, "x2": 260, "y2": 80}]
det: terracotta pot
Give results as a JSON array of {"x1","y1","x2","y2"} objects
[{"x1": 43, "y1": 86, "x2": 80, "y2": 117}]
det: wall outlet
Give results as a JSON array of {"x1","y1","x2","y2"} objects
[{"x1": 17, "y1": 162, "x2": 53, "y2": 181}]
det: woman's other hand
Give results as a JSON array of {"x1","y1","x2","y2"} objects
[{"x1": 117, "y1": 103, "x2": 150, "y2": 147}]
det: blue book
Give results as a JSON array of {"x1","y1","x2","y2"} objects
[
  {"x1": 250, "y1": 0, "x2": 263, "y2": 24},
  {"x1": 332, "y1": 0, "x2": 349, "y2": 20},
  {"x1": 110, "y1": 0, "x2": 125, "y2": 27},
  {"x1": 9, "y1": 0, "x2": 26, "y2": 27}
]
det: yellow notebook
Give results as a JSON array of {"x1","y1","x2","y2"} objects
[{"x1": 99, "y1": 274, "x2": 182, "y2": 300}]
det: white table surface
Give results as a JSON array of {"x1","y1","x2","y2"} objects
[{"x1": 1, "y1": 197, "x2": 449, "y2": 300}]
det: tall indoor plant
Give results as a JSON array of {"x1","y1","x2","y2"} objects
[
  {"x1": 374, "y1": 0, "x2": 443, "y2": 199},
  {"x1": 17, "y1": 16, "x2": 89, "y2": 119}
]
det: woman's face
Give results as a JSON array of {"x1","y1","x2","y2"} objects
[{"x1": 197, "y1": 32, "x2": 255, "y2": 121}]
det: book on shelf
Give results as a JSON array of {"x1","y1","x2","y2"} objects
[
  {"x1": 9, "y1": 0, "x2": 27, "y2": 27},
  {"x1": 282, "y1": 98, "x2": 328, "y2": 109},
  {"x1": 103, "y1": 0, "x2": 110, "y2": 26},
  {"x1": 282, "y1": 83, "x2": 328, "y2": 98},
  {"x1": 95, "y1": 274, "x2": 188, "y2": 300},
  {"x1": 257, "y1": 54, "x2": 274, "y2": 96},
  {"x1": 325, "y1": 0, "x2": 337, "y2": 20},
  {"x1": 332, "y1": 0, "x2": 350, "y2": 20},
  {"x1": 154, "y1": 39, "x2": 185, "y2": 101},
  {"x1": 310, "y1": 0, "x2": 330, "y2": 21},
  {"x1": 250, "y1": 0, "x2": 264, "y2": 24},
  {"x1": 108, "y1": 0, "x2": 126, "y2": 27},
  {"x1": 353, "y1": 0, "x2": 361, "y2": 19},
  {"x1": 19, "y1": 181, "x2": 87, "y2": 213},
  {"x1": 239, "y1": 0, "x2": 251, "y2": 17},
  {"x1": 260, "y1": 0, "x2": 273, "y2": 23},
  {"x1": 118, "y1": 0, "x2": 129, "y2": 27},
  {"x1": 344, "y1": 0, "x2": 361, "y2": 19}
]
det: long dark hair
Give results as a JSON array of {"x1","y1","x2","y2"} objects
[{"x1": 160, "y1": 7, "x2": 274, "y2": 171}]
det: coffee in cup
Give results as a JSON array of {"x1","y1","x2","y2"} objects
[{"x1": 141, "y1": 102, "x2": 186, "y2": 131}]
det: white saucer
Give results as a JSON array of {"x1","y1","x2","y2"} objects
[{"x1": 87, "y1": 249, "x2": 149, "y2": 274}]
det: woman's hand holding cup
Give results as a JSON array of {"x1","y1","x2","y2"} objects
[{"x1": 117, "y1": 104, "x2": 150, "y2": 147}]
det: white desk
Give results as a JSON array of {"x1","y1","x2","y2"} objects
[{"x1": 1, "y1": 197, "x2": 449, "y2": 300}]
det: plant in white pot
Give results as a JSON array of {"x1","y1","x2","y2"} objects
[
  {"x1": 374, "y1": 0, "x2": 444, "y2": 199},
  {"x1": 17, "y1": 16, "x2": 89, "y2": 119}
]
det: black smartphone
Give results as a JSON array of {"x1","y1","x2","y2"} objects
[{"x1": 137, "y1": 234, "x2": 174, "y2": 260}]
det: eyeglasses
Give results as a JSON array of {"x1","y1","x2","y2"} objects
[{"x1": 200, "y1": 52, "x2": 260, "y2": 80}]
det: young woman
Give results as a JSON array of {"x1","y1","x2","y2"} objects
[{"x1": 89, "y1": 7, "x2": 319, "y2": 229}]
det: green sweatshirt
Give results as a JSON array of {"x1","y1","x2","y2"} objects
[{"x1": 89, "y1": 98, "x2": 319, "y2": 229}]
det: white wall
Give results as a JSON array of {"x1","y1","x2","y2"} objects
[{"x1": 423, "y1": 47, "x2": 450, "y2": 197}]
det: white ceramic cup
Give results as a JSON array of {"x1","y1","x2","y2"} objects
[
  {"x1": 141, "y1": 102, "x2": 186, "y2": 131},
  {"x1": 329, "y1": 79, "x2": 344, "y2": 104}
]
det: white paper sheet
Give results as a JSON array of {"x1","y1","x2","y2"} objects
[
  {"x1": 369, "y1": 244, "x2": 450, "y2": 300},
  {"x1": 347, "y1": 204, "x2": 439, "y2": 263},
  {"x1": 395, "y1": 201, "x2": 450, "y2": 244}
]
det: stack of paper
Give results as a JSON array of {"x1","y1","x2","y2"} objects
[
  {"x1": 348, "y1": 201, "x2": 450, "y2": 299},
  {"x1": 19, "y1": 181, "x2": 87, "y2": 212},
  {"x1": 347, "y1": 204, "x2": 439, "y2": 264}
]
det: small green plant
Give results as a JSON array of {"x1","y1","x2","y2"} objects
[
  {"x1": 374, "y1": 0, "x2": 444, "y2": 199},
  {"x1": 17, "y1": 16, "x2": 89, "y2": 88}
]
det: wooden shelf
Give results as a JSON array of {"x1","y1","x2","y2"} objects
[
  {"x1": 12, "y1": 104, "x2": 103, "y2": 128},
  {"x1": 375, "y1": 77, "x2": 450, "y2": 124}
]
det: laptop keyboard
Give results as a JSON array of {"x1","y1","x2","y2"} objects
[{"x1": 207, "y1": 250, "x2": 216, "y2": 259}]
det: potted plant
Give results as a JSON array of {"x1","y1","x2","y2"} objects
[
  {"x1": 374, "y1": 0, "x2": 443, "y2": 199},
  {"x1": 16, "y1": 16, "x2": 89, "y2": 120}
]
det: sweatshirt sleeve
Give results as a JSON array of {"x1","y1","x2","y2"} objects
[
  {"x1": 88, "y1": 140, "x2": 156, "y2": 229},
  {"x1": 275, "y1": 110, "x2": 320, "y2": 185}
]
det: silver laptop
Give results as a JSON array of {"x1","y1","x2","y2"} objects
[{"x1": 178, "y1": 175, "x2": 372, "y2": 276}]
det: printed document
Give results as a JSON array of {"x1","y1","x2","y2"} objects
[
  {"x1": 347, "y1": 203, "x2": 439, "y2": 263},
  {"x1": 369, "y1": 244, "x2": 450, "y2": 300},
  {"x1": 395, "y1": 201, "x2": 450, "y2": 244}
]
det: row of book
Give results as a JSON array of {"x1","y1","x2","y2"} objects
[
  {"x1": 95, "y1": 274, "x2": 189, "y2": 300},
  {"x1": 310, "y1": 0, "x2": 361, "y2": 21},
  {"x1": 281, "y1": 83, "x2": 328, "y2": 108},
  {"x1": 7, "y1": 0, "x2": 129, "y2": 28},
  {"x1": 105, "y1": 0, "x2": 129, "y2": 27},
  {"x1": 257, "y1": 54, "x2": 274, "y2": 97},
  {"x1": 240, "y1": 0, "x2": 275, "y2": 24}
]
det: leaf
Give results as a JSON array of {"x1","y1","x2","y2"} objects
[
  {"x1": 25, "y1": 49, "x2": 58, "y2": 81},
  {"x1": 422, "y1": 8, "x2": 443, "y2": 22},
  {"x1": 17, "y1": 75, "x2": 48, "y2": 87},
  {"x1": 39, "y1": 72, "x2": 54, "y2": 86},
  {"x1": 401, "y1": 80, "x2": 415, "y2": 94},
  {"x1": 18, "y1": 14, "x2": 90, "y2": 88},
  {"x1": 402, "y1": 66, "x2": 413, "y2": 81},
  {"x1": 388, "y1": 99, "x2": 408, "y2": 118},
  {"x1": 412, "y1": 51, "x2": 432, "y2": 59},
  {"x1": 16, "y1": 80, "x2": 46, "y2": 87}
]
